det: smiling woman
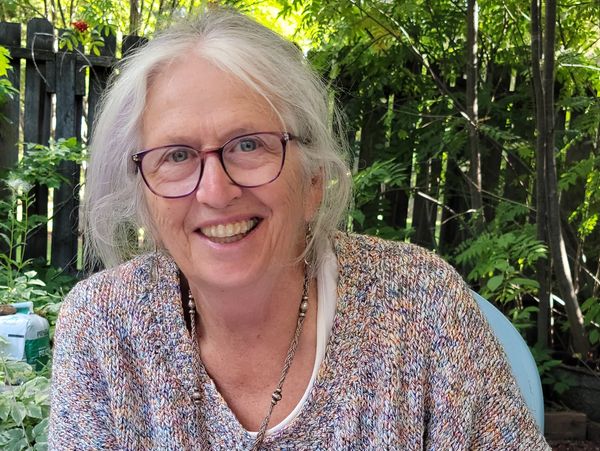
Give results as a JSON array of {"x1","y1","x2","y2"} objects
[{"x1": 49, "y1": 6, "x2": 550, "y2": 451}]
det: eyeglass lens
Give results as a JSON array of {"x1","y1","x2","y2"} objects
[{"x1": 139, "y1": 133, "x2": 285, "y2": 197}]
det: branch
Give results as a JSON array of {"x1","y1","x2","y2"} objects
[{"x1": 348, "y1": 0, "x2": 471, "y2": 125}]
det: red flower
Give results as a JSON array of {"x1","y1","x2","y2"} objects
[{"x1": 72, "y1": 20, "x2": 89, "y2": 33}]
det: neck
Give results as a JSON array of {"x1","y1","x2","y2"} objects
[{"x1": 188, "y1": 264, "x2": 308, "y2": 347}]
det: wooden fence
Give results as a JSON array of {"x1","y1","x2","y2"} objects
[{"x1": 0, "y1": 19, "x2": 145, "y2": 272}]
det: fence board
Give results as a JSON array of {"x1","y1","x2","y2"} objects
[
  {"x1": 23, "y1": 19, "x2": 53, "y2": 262},
  {"x1": 0, "y1": 23, "x2": 21, "y2": 177},
  {"x1": 51, "y1": 30, "x2": 82, "y2": 271},
  {"x1": 122, "y1": 35, "x2": 147, "y2": 56},
  {"x1": 88, "y1": 33, "x2": 116, "y2": 137}
]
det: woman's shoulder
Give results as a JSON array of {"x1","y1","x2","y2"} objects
[
  {"x1": 60, "y1": 252, "x2": 177, "y2": 320},
  {"x1": 333, "y1": 232, "x2": 471, "y2": 318},
  {"x1": 333, "y1": 232, "x2": 458, "y2": 281}
]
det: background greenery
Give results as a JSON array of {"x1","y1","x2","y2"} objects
[{"x1": 0, "y1": 0, "x2": 598, "y2": 448}]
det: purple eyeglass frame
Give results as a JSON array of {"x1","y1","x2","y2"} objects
[{"x1": 131, "y1": 131, "x2": 297, "y2": 199}]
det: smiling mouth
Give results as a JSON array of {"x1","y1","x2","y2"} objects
[{"x1": 198, "y1": 218, "x2": 260, "y2": 244}]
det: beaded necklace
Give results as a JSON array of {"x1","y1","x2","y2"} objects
[{"x1": 186, "y1": 269, "x2": 310, "y2": 450}]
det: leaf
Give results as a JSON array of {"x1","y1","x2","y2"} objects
[
  {"x1": 32, "y1": 418, "x2": 48, "y2": 439},
  {"x1": 554, "y1": 381, "x2": 571, "y2": 395},
  {"x1": 486, "y1": 274, "x2": 504, "y2": 292},
  {"x1": 510, "y1": 277, "x2": 540, "y2": 289},
  {"x1": 0, "y1": 46, "x2": 11, "y2": 78},
  {"x1": 0, "y1": 428, "x2": 26, "y2": 446},
  {"x1": 0, "y1": 400, "x2": 10, "y2": 421},
  {"x1": 9, "y1": 402, "x2": 26, "y2": 425},
  {"x1": 590, "y1": 329, "x2": 600, "y2": 345},
  {"x1": 25, "y1": 403, "x2": 43, "y2": 419},
  {"x1": 349, "y1": 209, "x2": 365, "y2": 227}
]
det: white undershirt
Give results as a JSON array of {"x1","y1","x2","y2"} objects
[{"x1": 248, "y1": 246, "x2": 338, "y2": 436}]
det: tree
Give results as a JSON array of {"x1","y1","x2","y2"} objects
[
  {"x1": 531, "y1": 0, "x2": 588, "y2": 355},
  {"x1": 466, "y1": 0, "x2": 483, "y2": 228}
]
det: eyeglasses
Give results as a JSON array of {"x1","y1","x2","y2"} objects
[{"x1": 131, "y1": 131, "x2": 297, "y2": 199}]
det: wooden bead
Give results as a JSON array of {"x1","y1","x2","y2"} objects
[
  {"x1": 191, "y1": 391, "x2": 202, "y2": 406},
  {"x1": 271, "y1": 389, "x2": 282, "y2": 405}
]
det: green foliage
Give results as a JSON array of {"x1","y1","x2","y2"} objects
[
  {"x1": 15, "y1": 138, "x2": 86, "y2": 188},
  {"x1": 352, "y1": 158, "x2": 407, "y2": 211},
  {"x1": 531, "y1": 345, "x2": 574, "y2": 396},
  {"x1": 59, "y1": 27, "x2": 107, "y2": 57},
  {"x1": 0, "y1": 355, "x2": 49, "y2": 451},
  {"x1": 454, "y1": 221, "x2": 546, "y2": 305},
  {"x1": 0, "y1": 344, "x2": 50, "y2": 451},
  {"x1": 581, "y1": 297, "x2": 600, "y2": 346},
  {"x1": 0, "y1": 137, "x2": 81, "y2": 450},
  {"x1": 349, "y1": 158, "x2": 409, "y2": 240},
  {"x1": 0, "y1": 46, "x2": 18, "y2": 115},
  {"x1": 563, "y1": 154, "x2": 600, "y2": 241},
  {"x1": 0, "y1": 138, "x2": 84, "y2": 274},
  {"x1": 0, "y1": 136, "x2": 82, "y2": 334},
  {"x1": 0, "y1": 46, "x2": 12, "y2": 77},
  {"x1": 0, "y1": 186, "x2": 40, "y2": 274}
]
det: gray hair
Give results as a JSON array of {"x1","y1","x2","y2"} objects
[{"x1": 84, "y1": 7, "x2": 351, "y2": 272}]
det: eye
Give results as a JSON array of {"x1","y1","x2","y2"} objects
[
  {"x1": 165, "y1": 147, "x2": 193, "y2": 163},
  {"x1": 235, "y1": 137, "x2": 261, "y2": 153}
]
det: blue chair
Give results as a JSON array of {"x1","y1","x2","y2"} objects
[{"x1": 471, "y1": 291, "x2": 544, "y2": 431}]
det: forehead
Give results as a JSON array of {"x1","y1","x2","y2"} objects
[{"x1": 141, "y1": 56, "x2": 282, "y2": 147}]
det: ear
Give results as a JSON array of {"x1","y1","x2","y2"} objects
[{"x1": 304, "y1": 169, "x2": 324, "y2": 223}]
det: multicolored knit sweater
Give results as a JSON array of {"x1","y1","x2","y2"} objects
[{"x1": 49, "y1": 233, "x2": 549, "y2": 450}]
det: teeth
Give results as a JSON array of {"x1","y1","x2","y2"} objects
[{"x1": 201, "y1": 219, "x2": 258, "y2": 238}]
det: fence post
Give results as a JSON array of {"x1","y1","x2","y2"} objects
[
  {"x1": 87, "y1": 33, "x2": 116, "y2": 136},
  {"x1": 22, "y1": 18, "x2": 54, "y2": 262},
  {"x1": 51, "y1": 29, "x2": 82, "y2": 272},
  {"x1": 0, "y1": 22, "x2": 21, "y2": 177}
]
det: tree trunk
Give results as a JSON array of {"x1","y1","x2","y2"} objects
[
  {"x1": 130, "y1": 0, "x2": 141, "y2": 35},
  {"x1": 466, "y1": 0, "x2": 484, "y2": 228},
  {"x1": 531, "y1": 0, "x2": 589, "y2": 355},
  {"x1": 543, "y1": 0, "x2": 588, "y2": 356},
  {"x1": 531, "y1": 0, "x2": 551, "y2": 349}
]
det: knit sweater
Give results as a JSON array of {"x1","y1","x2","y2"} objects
[{"x1": 49, "y1": 233, "x2": 550, "y2": 450}]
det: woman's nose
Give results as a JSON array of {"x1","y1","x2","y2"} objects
[{"x1": 194, "y1": 153, "x2": 242, "y2": 207}]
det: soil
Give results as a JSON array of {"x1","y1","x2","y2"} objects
[{"x1": 549, "y1": 441, "x2": 600, "y2": 450}]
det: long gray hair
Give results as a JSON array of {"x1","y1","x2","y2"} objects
[{"x1": 84, "y1": 7, "x2": 351, "y2": 271}]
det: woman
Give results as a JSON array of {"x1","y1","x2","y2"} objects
[{"x1": 49, "y1": 7, "x2": 549, "y2": 450}]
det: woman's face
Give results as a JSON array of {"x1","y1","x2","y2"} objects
[{"x1": 140, "y1": 56, "x2": 321, "y2": 291}]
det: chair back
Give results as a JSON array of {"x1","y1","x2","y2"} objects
[{"x1": 471, "y1": 291, "x2": 544, "y2": 430}]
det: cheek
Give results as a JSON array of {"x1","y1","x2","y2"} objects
[
  {"x1": 144, "y1": 193, "x2": 190, "y2": 240},
  {"x1": 276, "y1": 176, "x2": 311, "y2": 232}
]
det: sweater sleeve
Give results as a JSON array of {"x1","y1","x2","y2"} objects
[
  {"x1": 48, "y1": 280, "x2": 119, "y2": 450},
  {"x1": 423, "y1": 268, "x2": 550, "y2": 450}
]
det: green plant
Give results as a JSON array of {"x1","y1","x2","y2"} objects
[
  {"x1": 0, "y1": 351, "x2": 49, "y2": 451},
  {"x1": 0, "y1": 138, "x2": 82, "y2": 450},
  {"x1": 0, "y1": 339, "x2": 50, "y2": 451},
  {"x1": 581, "y1": 297, "x2": 600, "y2": 346},
  {"x1": 0, "y1": 46, "x2": 18, "y2": 113},
  {"x1": 454, "y1": 225, "x2": 547, "y2": 305},
  {"x1": 0, "y1": 138, "x2": 84, "y2": 273},
  {"x1": 530, "y1": 344, "x2": 574, "y2": 396},
  {"x1": 16, "y1": 138, "x2": 85, "y2": 187},
  {"x1": 349, "y1": 158, "x2": 409, "y2": 240}
]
